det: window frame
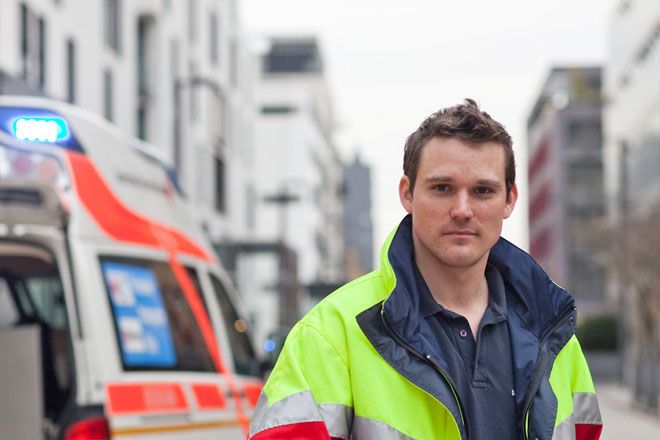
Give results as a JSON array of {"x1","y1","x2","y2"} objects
[
  {"x1": 99, "y1": 255, "x2": 215, "y2": 372},
  {"x1": 104, "y1": 0, "x2": 121, "y2": 53},
  {"x1": 207, "y1": 271, "x2": 259, "y2": 377}
]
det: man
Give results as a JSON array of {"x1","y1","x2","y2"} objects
[{"x1": 249, "y1": 99, "x2": 602, "y2": 439}]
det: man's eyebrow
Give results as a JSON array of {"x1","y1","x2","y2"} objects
[
  {"x1": 476, "y1": 179, "x2": 502, "y2": 187},
  {"x1": 424, "y1": 175, "x2": 453, "y2": 182},
  {"x1": 423, "y1": 176, "x2": 503, "y2": 187}
]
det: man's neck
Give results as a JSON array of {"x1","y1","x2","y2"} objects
[{"x1": 414, "y1": 246, "x2": 490, "y2": 338}]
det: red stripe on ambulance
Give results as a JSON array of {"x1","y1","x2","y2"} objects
[
  {"x1": 243, "y1": 382, "x2": 263, "y2": 407},
  {"x1": 192, "y1": 383, "x2": 227, "y2": 410},
  {"x1": 67, "y1": 151, "x2": 252, "y2": 434},
  {"x1": 65, "y1": 151, "x2": 212, "y2": 262},
  {"x1": 106, "y1": 383, "x2": 188, "y2": 415}
]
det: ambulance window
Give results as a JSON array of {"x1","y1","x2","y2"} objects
[
  {"x1": 100, "y1": 257, "x2": 214, "y2": 372},
  {"x1": 185, "y1": 266, "x2": 209, "y2": 313},
  {"x1": 209, "y1": 274, "x2": 258, "y2": 376},
  {"x1": 0, "y1": 279, "x2": 19, "y2": 326},
  {"x1": 24, "y1": 277, "x2": 67, "y2": 328}
]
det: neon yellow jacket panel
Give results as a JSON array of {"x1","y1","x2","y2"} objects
[{"x1": 250, "y1": 217, "x2": 602, "y2": 440}]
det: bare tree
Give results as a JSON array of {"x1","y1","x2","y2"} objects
[{"x1": 594, "y1": 201, "x2": 660, "y2": 410}]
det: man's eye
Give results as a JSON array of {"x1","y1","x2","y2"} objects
[
  {"x1": 474, "y1": 187, "x2": 494, "y2": 195},
  {"x1": 433, "y1": 185, "x2": 450, "y2": 192}
]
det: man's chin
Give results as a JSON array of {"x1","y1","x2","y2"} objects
[{"x1": 437, "y1": 248, "x2": 484, "y2": 268}]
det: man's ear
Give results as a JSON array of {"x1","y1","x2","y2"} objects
[
  {"x1": 399, "y1": 176, "x2": 414, "y2": 214},
  {"x1": 504, "y1": 183, "x2": 518, "y2": 219}
]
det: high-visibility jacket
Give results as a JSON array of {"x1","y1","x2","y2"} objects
[{"x1": 250, "y1": 216, "x2": 602, "y2": 439}]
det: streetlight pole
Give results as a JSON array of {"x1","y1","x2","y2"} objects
[
  {"x1": 262, "y1": 188, "x2": 301, "y2": 329},
  {"x1": 172, "y1": 77, "x2": 223, "y2": 184},
  {"x1": 262, "y1": 190, "x2": 300, "y2": 241}
]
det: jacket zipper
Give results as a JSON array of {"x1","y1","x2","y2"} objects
[
  {"x1": 519, "y1": 306, "x2": 576, "y2": 440},
  {"x1": 380, "y1": 306, "x2": 470, "y2": 440}
]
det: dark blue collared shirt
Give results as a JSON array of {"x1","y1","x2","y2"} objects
[{"x1": 416, "y1": 263, "x2": 519, "y2": 440}]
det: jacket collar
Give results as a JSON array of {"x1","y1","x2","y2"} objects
[
  {"x1": 379, "y1": 215, "x2": 575, "y2": 366},
  {"x1": 361, "y1": 215, "x2": 577, "y2": 423}
]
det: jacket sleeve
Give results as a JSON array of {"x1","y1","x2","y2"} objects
[
  {"x1": 249, "y1": 322, "x2": 353, "y2": 440},
  {"x1": 550, "y1": 335, "x2": 603, "y2": 440}
]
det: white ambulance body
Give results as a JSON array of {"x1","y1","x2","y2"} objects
[{"x1": 0, "y1": 96, "x2": 262, "y2": 440}]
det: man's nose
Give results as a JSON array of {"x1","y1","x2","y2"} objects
[{"x1": 450, "y1": 191, "x2": 473, "y2": 221}]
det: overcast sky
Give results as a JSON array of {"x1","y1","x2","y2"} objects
[{"x1": 241, "y1": 0, "x2": 618, "y2": 253}]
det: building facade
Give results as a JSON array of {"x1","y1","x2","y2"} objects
[
  {"x1": 255, "y1": 37, "x2": 345, "y2": 286},
  {"x1": 604, "y1": 0, "x2": 660, "y2": 409},
  {"x1": 343, "y1": 153, "x2": 374, "y2": 280},
  {"x1": 239, "y1": 37, "x2": 346, "y2": 352},
  {"x1": 0, "y1": 0, "x2": 257, "y2": 244},
  {"x1": 527, "y1": 67, "x2": 607, "y2": 314}
]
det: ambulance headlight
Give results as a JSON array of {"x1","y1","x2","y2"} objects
[
  {"x1": 11, "y1": 117, "x2": 69, "y2": 143},
  {"x1": 0, "y1": 144, "x2": 70, "y2": 192}
]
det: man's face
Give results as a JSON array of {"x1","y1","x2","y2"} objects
[{"x1": 399, "y1": 137, "x2": 517, "y2": 270}]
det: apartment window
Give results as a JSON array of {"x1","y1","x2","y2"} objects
[
  {"x1": 19, "y1": 4, "x2": 47, "y2": 90},
  {"x1": 261, "y1": 105, "x2": 296, "y2": 114},
  {"x1": 246, "y1": 184, "x2": 256, "y2": 231},
  {"x1": 214, "y1": 156, "x2": 226, "y2": 213},
  {"x1": 170, "y1": 39, "x2": 181, "y2": 169},
  {"x1": 103, "y1": 69, "x2": 114, "y2": 121},
  {"x1": 209, "y1": 13, "x2": 219, "y2": 66},
  {"x1": 137, "y1": 18, "x2": 149, "y2": 95},
  {"x1": 65, "y1": 39, "x2": 76, "y2": 103},
  {"x1": 20, "y1": 4, "x2": 29, "y2": 79},
  {"x1": 136, "y1": 16, "x2": 153, "y2": 140},
  {"x1": 136, "y1": 109, "x2": 147, "y2": 140},
  {"x1": 38, "y1": 18, "x2": 46, "y2": 89},
  {"x1": 170, "y1": 39, "x2": 179, "y2": 79},
  {"x1": 567, "y1": 121, "x2": 602, "y2": 152},
  {"x1": 188, "y1": 0, "x2": 198, "y2": 43},
  {"x1": 189, "y1": 62, "x2": 199, "y2": 122},
  {"x1": 104, "y1": 0, "x2": 121, "y2": 52},
  {"x1": 229, "y1": 39, "x2": 238, "y2": 86}
]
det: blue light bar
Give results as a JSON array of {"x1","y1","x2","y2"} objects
[
  {"x1": 11, "y1": 116, "x2": 69, "y2": 143},
  {"x1": 263, "y1": 339, "x2": 276, "y2": 353}
]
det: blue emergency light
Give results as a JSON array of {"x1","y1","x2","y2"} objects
[
  {"x1": 0, "y1": 106, "x2": 83, "y2": 152},
  {"x1": 263, "y1": 339, "x2": 276, "y2": 353},
  {"x1": 11, "y1": 116, "x2": 69, "y2": 142}
]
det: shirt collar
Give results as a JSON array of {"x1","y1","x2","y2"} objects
[{"x1": 485, "y1": 263, "x2": 508, "y2": 319}]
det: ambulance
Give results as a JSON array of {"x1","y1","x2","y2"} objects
[{"x1": 0, "y1": 95, "x2": 263, "y2": 439}]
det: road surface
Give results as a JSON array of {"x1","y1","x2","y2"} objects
[{"x1": 597, "y1": 382, "x2": 660, "y2": 439}]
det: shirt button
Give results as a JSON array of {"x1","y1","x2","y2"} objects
[{"x1": 459, "y1": 329, "x2": 468, "y2": 338}]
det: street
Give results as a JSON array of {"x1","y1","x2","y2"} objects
[{"x1": 597, "y1": 382, "x2": 660, "y2": 439}]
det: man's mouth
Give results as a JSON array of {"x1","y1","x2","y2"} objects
[{"x1": 445, "y1": 230, "x2": 477, "y2": 236}]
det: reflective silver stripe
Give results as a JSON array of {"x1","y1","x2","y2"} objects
[
  {"x1": 319, "y1": 403, "x2": 353, "y2": 439},
  {"x1": 249, "y1": 390, "x2": 353, "y2": 438},
  {"x1": 552, "y1": 392, "x2": 602, "y2": 439},
  {"x1": 352, "y1": 415, "x2": 416, "y2": 440},
  {"x1": 249, "y1": 390, "x2": 322, "y2": 437}
]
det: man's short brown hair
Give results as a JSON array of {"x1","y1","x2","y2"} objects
[{"x1": 403, "y1": 98, "x2": 515, "y2": 196}]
